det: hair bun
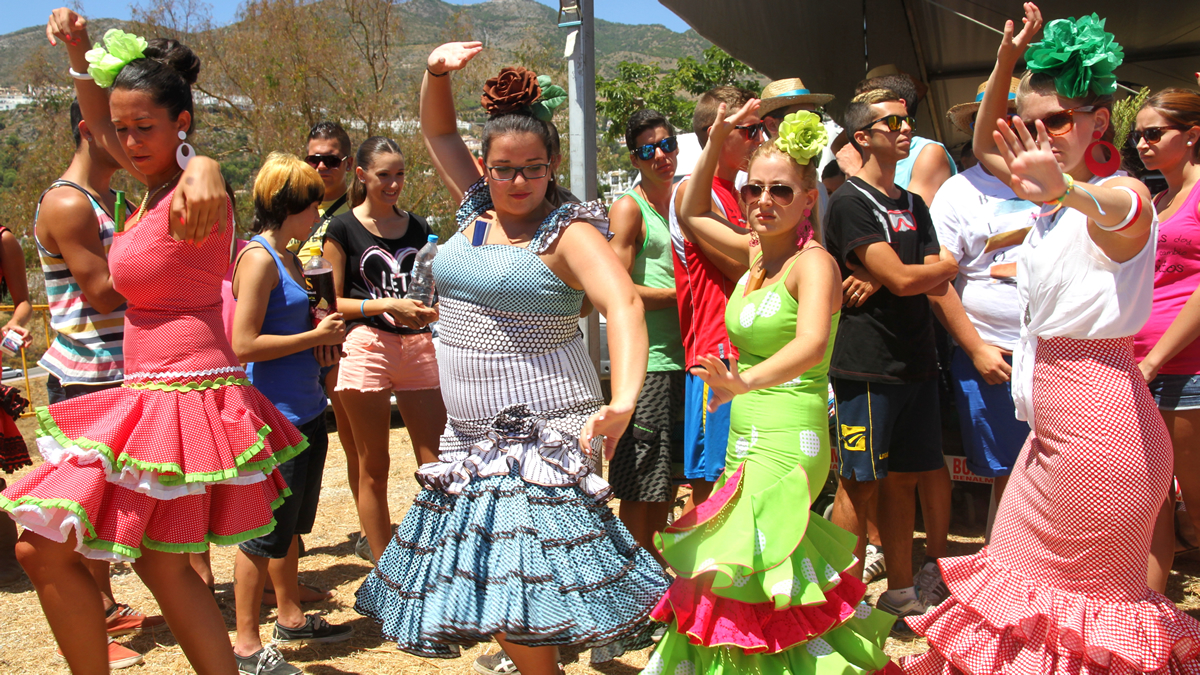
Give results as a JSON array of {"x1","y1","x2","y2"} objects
[{"x1": 143, "y1": 38, "x2": 200, "y2": 86}]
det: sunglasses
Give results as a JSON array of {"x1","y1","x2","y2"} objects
[
  {"x1": 735, "y1": 122, "x2": 767, "y2": 140},
  {"x1": 860, "y1": 114, "x2": 916, "y2": 133},
  {"x1": 1130, "y1": 126, "x2": 1188, "y2": 145},
  {"x1": 739, "y1": 183, "x2": 796, "y2": 206},
  {"x1": 1020, "y1": 106, "x2": 1094, "y2": 137},
  {"x1": 304, "y1": 154, "x2": 347, "y2": 169},
  {"x1": 486, "y1": 163, "x2": 551, "y2": 182},
  {"x1": 632, "y1": 136, "x2": 678, "y2": 161}
]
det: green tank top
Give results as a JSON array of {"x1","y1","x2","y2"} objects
[
  {"x1": 724, "y1": 250, "x2": 839, "y2": 392},
  {"x1": 623, "y1": 190, "x2": 685, "y2": 371}
]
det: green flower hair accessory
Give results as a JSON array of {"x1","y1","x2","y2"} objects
[
  {"x1": 773, "y1": 110, "x2": 828, "y2": 165},
  {"x1": 85, "y1": 29, "x2": 148, "y2": 88},
  {"x1": 1025, "y1": 14, "x2": 1124, "y2": 99},
  {"x1": 530, "y1": 75, "x2": 567, "y2": 122}
]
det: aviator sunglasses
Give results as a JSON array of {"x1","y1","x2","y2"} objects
[
  {"x1": 860, "y1": 114, "x2": 916, "y2": 133},
  {"x1": 1130, "y1": 125, "x2": 1189, "y2": 145},
  {"x1": 739, "y1": 183, "x2": 796, "y2": 206},
  {"x1": 305, "y1": 154, "x2": 347, "y2": 169},
  {"x1": 633, "y1": 136, "x2": 679, "y2": 161}
]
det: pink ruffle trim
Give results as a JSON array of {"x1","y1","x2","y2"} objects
[
  {"x1": 906, "y1": 552, "x2": 1200, "y2": 674},
  {"x1": 663, "y1": 463, "x2": 744, "y2": 533},
  {"x1": 651, "y1": 571, "x2": 867, "y2": 654}
]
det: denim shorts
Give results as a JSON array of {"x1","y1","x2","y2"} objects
[
  {"x1": 1148, "y1": 373, "x2": 1200, "y2": 411},
  {"x1": 239, "y1": 414, "x2": 329, "y2": 559}
]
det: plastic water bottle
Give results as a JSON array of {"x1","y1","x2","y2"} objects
[
  {"x1": 407, "y1": 234, "x2": 438, "y2": 306},
  {"x1": 303, "y1": 243, "x2": 336, "y2": 327}
]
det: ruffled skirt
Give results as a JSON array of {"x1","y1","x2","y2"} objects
[
  {"x1": 0, "y1": 378, "x2": 307, "y2": 561},
  {"x1": 905, "y1": 336, "x2": 1200, "y2": 674},
  {"x1": 354, "y1": 413, "x2": 670, "y2": 658}
]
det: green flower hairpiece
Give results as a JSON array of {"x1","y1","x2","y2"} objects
[
  {"x1": 1025, "y1": 14, "x2": 1124, "y2": 99},
  {"x1": 530, "y1": 75, "x2": 567, "y2": 122},
  {"x1": 85, "y1": 29, "x2": 148, "y2": 88},
  {"x1": 773, "y1": 111, "x2": 827, "y2": 165}
]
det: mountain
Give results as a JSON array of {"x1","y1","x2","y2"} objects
[{"x1": 0, "y1": 0, "x2": 711, "y2": 88}]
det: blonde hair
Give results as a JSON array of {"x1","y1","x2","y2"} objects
[
  {"x1": 746, "y1": 142, "x2": 823, "y2": 244},
  {"x1": 252, "y1": 152, "x2": 324, "y2": 233},
  {"x1": 1016, "y1": 70, "x2": 1115, "y2": 142}
]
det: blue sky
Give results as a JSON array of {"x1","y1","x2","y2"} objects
[{"x1": 3, "y1": 0, "x2": 691, "y2": 35}]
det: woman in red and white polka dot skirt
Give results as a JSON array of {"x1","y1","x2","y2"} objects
[{"x1": 905, "y1": 5, "x2": 1200, "y2": 674}]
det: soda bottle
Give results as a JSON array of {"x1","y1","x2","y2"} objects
[
  {"x1": 303, "y1": 243, "x2": 336, "y2": 327},
  {"x1": 407, "y1": 234, "x2": 438, "y2": 307}
]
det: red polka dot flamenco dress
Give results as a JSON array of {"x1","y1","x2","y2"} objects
[{"x1": 0, "y1": 189, "x2": 307, "y2": 561}]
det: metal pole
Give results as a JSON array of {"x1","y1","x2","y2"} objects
[{"x1": 568, "y1": 1, "x2": 601, "y2": 377}]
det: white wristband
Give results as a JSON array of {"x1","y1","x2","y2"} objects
[{"x1": 68, "y1": 68, "x2": 93, "y2": 81}]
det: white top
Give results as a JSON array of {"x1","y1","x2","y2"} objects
[
  {"x1": 930, "y1": 165, "x2": 1040, "y2": 351},
  {"x1": 1013, "y1": 175, "x2": 1158, "y2": 426}
]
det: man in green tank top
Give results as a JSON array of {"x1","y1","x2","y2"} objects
[{"x1": 606, "y1": 109, "x2": 686, "y2": 561}]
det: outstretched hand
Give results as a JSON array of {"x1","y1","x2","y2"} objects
[
  {"x1": 690, "y1": 355, "x2": 749, "y2": 412},
  {"x1": 580, "y1": 404, "x2": 635, "y2": 461},
  {"x1": 997, "y1": 2, "x2": 1043, "y2": 64},
  {"x1": 994, "y1": 117, "x2": 1066, "y2": 204},
  {"x1": 46, "y1": 7, "x2": 87, "y2": 48},
  {"x1": 707, "y1": 99, "x2": 762, "y2": 144},
  {"x1": 427, "y1": 42, "x2": 484, "y2": 76}
]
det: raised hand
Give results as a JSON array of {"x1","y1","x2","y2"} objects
[
  {"x1": 690, "y1": 355, "x2": 749, "y2": 411},
  {"x1": 46, "y1": 7, "x2": 87, "y2": 48},
  {"x1": 994, "y1": 117, "x2": 1065, "y2": 204},
  {"x1": 708, "y1": 99, "x2": 762, "y2": 143},
  {"x1": 997, "y1": 2, "x2": 1044, "y2": 64},
  {"x1": 580, "y1": 403, "x2": 635, "y2": 461},
  {"x1": 427, "y1": 42, "x2": 484, "y2": 76}
]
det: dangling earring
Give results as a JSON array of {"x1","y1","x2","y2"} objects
[
  {"x1": 175, "y1": 130, "x2": 194, "y2": 170},
  {"x1": 1084, "y1": 129, "x2": 1120, "y2": 178},
  {"x1": 798, "y1": 207, "x2": 814, "y2": 247}
]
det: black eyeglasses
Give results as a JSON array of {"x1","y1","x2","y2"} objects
[
  {"x1": 735, "y1": 122, "x2": 767, "y2": 140},
  {"x1": 304, "y1": 154, "x2": 347, "y2": 169},
  {"x1": 739, "y1": 183, "x2": 796, "y2": 206},
  {"x1": 632, "y1": 136, "x2": 678, "y2": 161},
  {"x1": 860, "y1": 115, "x2": 916, "y2": 133},
  {"x1": 486, "y1": 163, "x2": 551, "y2": 182},
  {"x1": 1130, "y1": 126, "x2": 1188, "y2": 146}
]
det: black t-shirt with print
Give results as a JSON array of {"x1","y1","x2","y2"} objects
[
  {"x1": 823, "y1": 177, "x2": 940, "y2": 383},
  {"x1": 324, "y1": 209, "x2": 432, "y2": 335}
]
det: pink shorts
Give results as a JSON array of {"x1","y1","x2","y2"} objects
[{"x1": 335, "y1": 325, "x2": 440, "y2": 393}]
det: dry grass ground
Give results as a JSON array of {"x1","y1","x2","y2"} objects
[{"x1": 3, "y1": 409, "x2": 1200, "y2": 673}]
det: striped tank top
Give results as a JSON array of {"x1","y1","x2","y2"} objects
[{"x1": 35, "y1": 180, "x2": 125, "y2": 385}]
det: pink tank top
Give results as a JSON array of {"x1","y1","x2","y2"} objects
[{"x1": 1134, "y1": 180, "x2": 1200, "y2": 374}]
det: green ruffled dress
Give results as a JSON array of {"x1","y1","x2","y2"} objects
[{"x1": 648, "y1": 250, "x2": 899, "y2": 675}]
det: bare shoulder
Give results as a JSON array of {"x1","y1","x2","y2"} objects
[{"x1": 1102, "y1": 175, "x2": 1152, "y2": 199}]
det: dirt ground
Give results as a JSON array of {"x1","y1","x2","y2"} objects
[{"x1": 3, "y1": 412, "x2": 1200, "y2": 673}]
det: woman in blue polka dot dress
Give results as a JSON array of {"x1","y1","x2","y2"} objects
[{"x1": 353, "y1": 42, "x2": 669, "y2": 674}]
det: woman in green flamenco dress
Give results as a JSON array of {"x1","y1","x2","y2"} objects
[{"x1": 646, "y1": 99, "x2": 900, "y2": 675}]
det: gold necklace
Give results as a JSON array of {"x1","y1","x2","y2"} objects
[{"x1": 129, "y1": 171, "x2": 182, "y2": 228}]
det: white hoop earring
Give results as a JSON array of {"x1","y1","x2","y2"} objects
[{"x1": 176, "y1": 130, "x2": 194, "y2": 170}]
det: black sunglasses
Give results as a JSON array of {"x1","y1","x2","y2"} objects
[
  {"x1": 735, "y1": 122, "x2": 767, "y2": 139},
  {"x1": 305, "y1": 154, "x2": 347, "y2": 169},
  {"x1": 633, "y1": 136, "x2": 678, "y2": 161},
  {"x1": 860, "y1": 114, "x2": 916, "y2": 133},
  {"x1": 1130, "y1": 126, "x2": 1188, "y2": 146},
  {"x1": 739, "y1": 183, "x2": 796, "y2": 206}
]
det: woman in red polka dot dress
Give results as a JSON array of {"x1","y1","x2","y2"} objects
[
  {"x1": 905, "y1": 5, "x2": 1200, "y2": 674},
  {"x1": 1, "y1": 12, "x2": 308, "y2": 673}
]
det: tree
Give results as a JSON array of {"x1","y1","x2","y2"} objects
[{"x1": 595, "y1": 46, "x2": 760, "y2": 143}]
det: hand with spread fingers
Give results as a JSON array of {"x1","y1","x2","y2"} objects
[
  {"x1": 994, "y1": 116, "x2": 1067, "y2": 204},
  {"x1": 996, "y1": 2, "x2": 1044, "y2": 65},
  {"x1": 690, "y1": 355, "x2": 748, "y2": 412}
]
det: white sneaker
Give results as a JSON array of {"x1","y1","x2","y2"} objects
[
  {"x1": 915, "y1": 561, "x2": 949, "y2": 608},
  {"x1": 875, "y1": 588, "x2": 926, "y2": 639},
  {"x1": 862, "y1": 544, "x2": 886, "y2": 583}
]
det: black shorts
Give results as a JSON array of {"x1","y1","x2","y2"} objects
[
  {"x1": 608, "y1": 370, "x2": 685, "y2": 503},
  {"x1": 45, "y1": 374, "x2": 121, "y2": 404},
  {"x1": 239, "y1": 414, "x2": 329, "y2": 559},
  {"x1": 831, "y1": 376, "x2": 943, "y2": 481}
]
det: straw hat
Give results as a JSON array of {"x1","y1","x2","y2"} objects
[
  {"x1": 758, "y1": 78, "x2": 834, "y2": 116},
  {"x1": 947, "y1": 78, "x2": 1021, "y2": 134}
]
